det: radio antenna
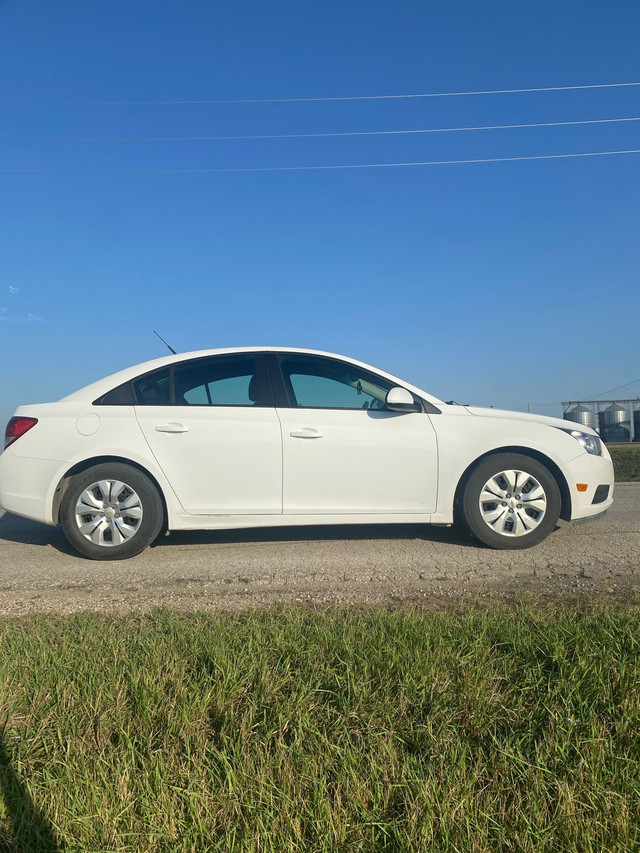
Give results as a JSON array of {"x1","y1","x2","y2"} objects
[{"x1": 153, "y1": 330, "x2": 177, "y2": 354}]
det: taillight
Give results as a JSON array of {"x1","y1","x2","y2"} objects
[{"x1": 4, "y1": 416, "x2": 38, "y2": 450}]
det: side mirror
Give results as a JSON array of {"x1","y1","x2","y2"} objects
[{"x1": 385, "y1": 387, "x2": 420, "y2": 413}]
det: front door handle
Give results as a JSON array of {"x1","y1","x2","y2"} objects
[
  {"x1": 155, "y1": 423, "x2": 189, "y2": 433},
  {"x1": 290, "y1": 428, "x2": 324, "y2": 439}
]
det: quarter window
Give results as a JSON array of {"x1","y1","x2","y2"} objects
[{"x1": 133, "y1": 369, "x2": 171, "y2": 406}]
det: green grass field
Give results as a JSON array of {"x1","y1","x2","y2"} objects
[
  {"x1": 1, "y1": 604, "x2": 639, "y2": 852},
  {"x1": 608, "y1": 444, "x2": 640, "y2": 482}
]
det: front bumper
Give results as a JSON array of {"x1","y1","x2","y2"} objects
[
  {"x1": 562, "y1": 450, "x2": 614, "y2": 521},
  {"x1": 572, "y1": 509, "x2": 608, "y2": 526}
]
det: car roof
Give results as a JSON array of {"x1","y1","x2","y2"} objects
[{"x1": 61, "y1": 346, "x2": 444, "y2": 407}]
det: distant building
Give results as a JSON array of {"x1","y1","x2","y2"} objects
[{"x1": 562, "y1": 399, "x2": 639, "y2": 442}]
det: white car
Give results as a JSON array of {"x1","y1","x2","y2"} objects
[{"x1": 0, "y1": 347, "x2": 613, "y2": 560}]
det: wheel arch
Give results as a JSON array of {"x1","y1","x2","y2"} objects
[
  {"x1": 454, "y1": 446, "x2": 572, "y2": 522},
  {"x1": 52, "y1": 456, "x2": 169, "y2": 527}
]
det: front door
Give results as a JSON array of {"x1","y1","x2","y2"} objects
[{"x1": 271, "y1": 353, "x2": 438, "y2": 515}]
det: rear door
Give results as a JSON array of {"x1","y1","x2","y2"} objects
[{"x1": 134, "y1": 353, "x2": 282, "y2": 515}]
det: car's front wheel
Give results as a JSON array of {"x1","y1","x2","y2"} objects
[
  {"x1": 60, "y1": 463, "x2": 164, "y2": 560},
  {"x1": 459, "y1": 453, "x2": 561, "y2": 550}
]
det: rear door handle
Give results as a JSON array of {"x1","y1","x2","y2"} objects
[
  {"x1": 290, "y1": 428, "x2": 324, "y2": 439},
  {"x1": 155, "y1": 423, "x2": 189, "y2": 433}
]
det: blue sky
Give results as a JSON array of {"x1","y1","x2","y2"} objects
[{"x1": 1, "y1": 0, "x2": 639, "y2": 429}]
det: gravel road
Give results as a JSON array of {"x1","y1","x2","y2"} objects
[{"x1": 0, "y1": 484, "x2": 638, "y2": 616}]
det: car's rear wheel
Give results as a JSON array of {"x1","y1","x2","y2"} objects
[
  {"x1": 459, "y1": 453, "x2": 561, "y2": 550},
  {"x1": 60, "y1": 463, "x2": 164, "y2": 560}
]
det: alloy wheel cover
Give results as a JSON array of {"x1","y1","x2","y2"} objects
[
  {"x1": 73, "y1": 479, "x2": 144, "y2": 547},
  {"x1": 478, "y1": 468, "x2": 547, "y2": 537}
]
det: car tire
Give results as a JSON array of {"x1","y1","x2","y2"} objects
[
  {"x1": 459, "y1": 453, "x2": 561, "y2": 550},
  {"x1": 60, "y1": 463, "x2": 164, "y2": 560}
]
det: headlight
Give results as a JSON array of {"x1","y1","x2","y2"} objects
[{"x1": 557, "y1": 427, "x2": 602, "y2": 456}]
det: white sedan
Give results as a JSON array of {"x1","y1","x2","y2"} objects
[{"x1": 0, "y1": 347, "x2": 613, "y2": 559}]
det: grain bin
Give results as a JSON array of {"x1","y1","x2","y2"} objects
[
  {"x1": 563, "y1": 404, "x2": 597, "y2": 431},
  {"x1": 598, "y1": 402, "x2": 631, "y2": 443},
  {"x1": 634, "y1": 406, "x2": 640, "y2": 441}
]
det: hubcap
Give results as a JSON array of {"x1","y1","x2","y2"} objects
[
  {"x1": 74, "y1": 479, "x2": 143, "y2": 547},
  {"x1": 478, "y1": 469, "x2": 547, "y2": 537}
]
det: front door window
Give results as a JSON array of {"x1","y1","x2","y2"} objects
[{"x1": 277, "y1": 354, "x2": 395, "y2": 410}]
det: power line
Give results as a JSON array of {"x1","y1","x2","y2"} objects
[
  {"x1": 2, "y1": 147, "x2": 640, "y2": 175},
  {"x1": 585, "y1": 377, "x2": 640, "y2": 399},
  {"x1": 2, "y1": 81, "x2": 640, "y2": 107},
  {"x1": 2, "y1": 115, "x2": 639, "y2": 144}
]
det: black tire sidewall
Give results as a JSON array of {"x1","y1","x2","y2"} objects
[
  {"x1": 60, "y1": 463, "x2": 164, "y2": 560},
  {"x1": 460, "y1": 453, "x2": 561, "y2": 550}
]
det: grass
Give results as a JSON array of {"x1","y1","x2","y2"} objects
[
  {"x1": 1, "y1": 603, "x2": 639, "y2": 852},
  {"x1": 608, "y1": 443, "x2": 640, "y2": 482}
]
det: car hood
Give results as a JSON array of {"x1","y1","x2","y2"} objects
[{"x1": 463, "y1": 406, "x2": 597, "y2": 434}]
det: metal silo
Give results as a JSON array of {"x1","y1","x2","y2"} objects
[
  {"x1": 564, "y1": 404, "x2": 597, "y2": 431},
  {"x1": 598, "y1": 403, "x2": 631, "y2": 443},
  {"x1": 634, "y1": 406, "x2": 640, "y2": 442}
]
